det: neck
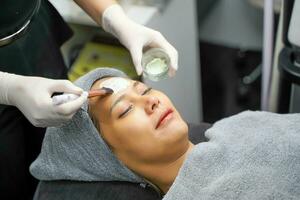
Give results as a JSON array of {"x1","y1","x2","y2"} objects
[{"x1": 142, "y1": 141, "x2": 195, "y2": 194}]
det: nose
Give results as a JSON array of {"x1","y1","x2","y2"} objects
[{"x1": 144, "y1": 96, "x2": 160, "y2": 114}]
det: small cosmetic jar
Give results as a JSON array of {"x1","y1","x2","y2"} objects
[{"x1": 141, "y1": 48, "x2": 170, "y2": 81}]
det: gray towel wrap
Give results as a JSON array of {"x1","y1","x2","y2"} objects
[{"x1": 30, "y1": 68, "x2": 145, "y2": 183}]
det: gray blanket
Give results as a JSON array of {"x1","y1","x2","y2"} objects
[{"x1": 163, "y1": 111, "x2": 300, "y2": 200}]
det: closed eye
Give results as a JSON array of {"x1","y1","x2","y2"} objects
[
  {"x1": 118, "y1": 88, "x2": 152, "y2": 118},
  {"x1": 118, "y1": 104, "x2": 133, "y2": 118},
  {"x1": 142, "y1": 87, "x2": 152, "y2": 95}
]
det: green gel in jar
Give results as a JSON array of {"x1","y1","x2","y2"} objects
[
  {"x1": 145, "y1": 58, "x2": 168, "y2": 75},
  {"x1": 142, "y1": 48, "x2": 170, "y2": 81}
]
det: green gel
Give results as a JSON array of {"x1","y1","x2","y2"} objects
[{"x1": 145, "y1": 58, "x2": 168, "y2": 75}]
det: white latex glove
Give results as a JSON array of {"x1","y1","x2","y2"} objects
[
  {"x1": 102, "y1": 4, "x2": 178, "y2": 76},
  {"x1": 0, "y1": 72, "x2": 87, "y2": 127}
]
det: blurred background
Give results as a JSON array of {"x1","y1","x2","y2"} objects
[{"x1": 50, "y1": 0, "x2": 285, "y2": 124}]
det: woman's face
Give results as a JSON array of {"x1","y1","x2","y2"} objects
[{"x1": 89, "y1": 77, "x2": 189, "y2": 168}]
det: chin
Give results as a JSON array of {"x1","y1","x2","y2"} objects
[
  {"x1": 159, "y1": 120, "x2": 189, "y2": 162},
  {"x1": 175, "y1": 121, "x2": 189, "y2": 139},
  {"x1": 165, "y1": 118, "x2": 188, "y2": 141}
]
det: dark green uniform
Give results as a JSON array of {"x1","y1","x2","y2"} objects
[{"x1": 0, "y1": 0, "x2": 73, "y2": 199}]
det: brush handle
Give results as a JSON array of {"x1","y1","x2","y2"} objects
[{"x1": 52, "y1": 88, "x2": 113, "y2": 105}]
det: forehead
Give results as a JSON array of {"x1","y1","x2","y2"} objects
[
  {"x1": 100, "y1": 77, "x2": 131, "y2": 93},
  {"x1": 91, "y1": 77, "x2": 132, "y2": 91},
  {"x1": 89, "y1": 77, "x2": 136, "y2": 122},
  {"x1": 90, "y1": 77, "x2": 134, "y2": 107},
  {"x1": 91, "y1": 77, "x2": 130, "y2": 90}
]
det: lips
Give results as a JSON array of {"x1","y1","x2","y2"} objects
[{"x1": 156, "y1": 108, "x2": 174, "y2": 129}]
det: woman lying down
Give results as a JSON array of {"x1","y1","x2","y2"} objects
[{"x1": 30, "y1": 68, "x2": 300, "y2": 199}]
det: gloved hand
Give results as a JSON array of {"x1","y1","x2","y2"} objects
[
  {"x1": 0, "y1": 72, "x2": 87, "y2": 127},
  {"x1": 102, "y1": 4, "x2": 178, "y2": 76}
]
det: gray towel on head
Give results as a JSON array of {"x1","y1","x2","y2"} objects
[
  {"x1": 163, "y1": 111, "x2": 300, "y2": 200},
  {"x1": 30, "y1": 68, "x2": 145, "y2": 183}
]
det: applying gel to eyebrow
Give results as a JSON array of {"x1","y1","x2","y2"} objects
[
  {"x1": 99, "y1": 77, "x2": 130, "y2": 94},
  {"x1": 52, "y1": 88, "x2": 113, "y2": 105},
  {"x1": 52, "y1": 77, "x2": 129, "y2": 105}
]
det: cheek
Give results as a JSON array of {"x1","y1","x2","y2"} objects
[
  {"x1": 116, "y1": 110, "x2": 153, "y2": 136},
  {"x1": 108, "y1": 110, "x2": 154, "y2": 147}
]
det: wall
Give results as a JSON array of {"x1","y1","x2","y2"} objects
[{"x1": 144, "y1": 0, "x2": 202, "y2": 123}]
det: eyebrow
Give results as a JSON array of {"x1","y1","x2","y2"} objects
[{"x1": 109, "y1": 81, "x2": 140, "y2": 115}]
